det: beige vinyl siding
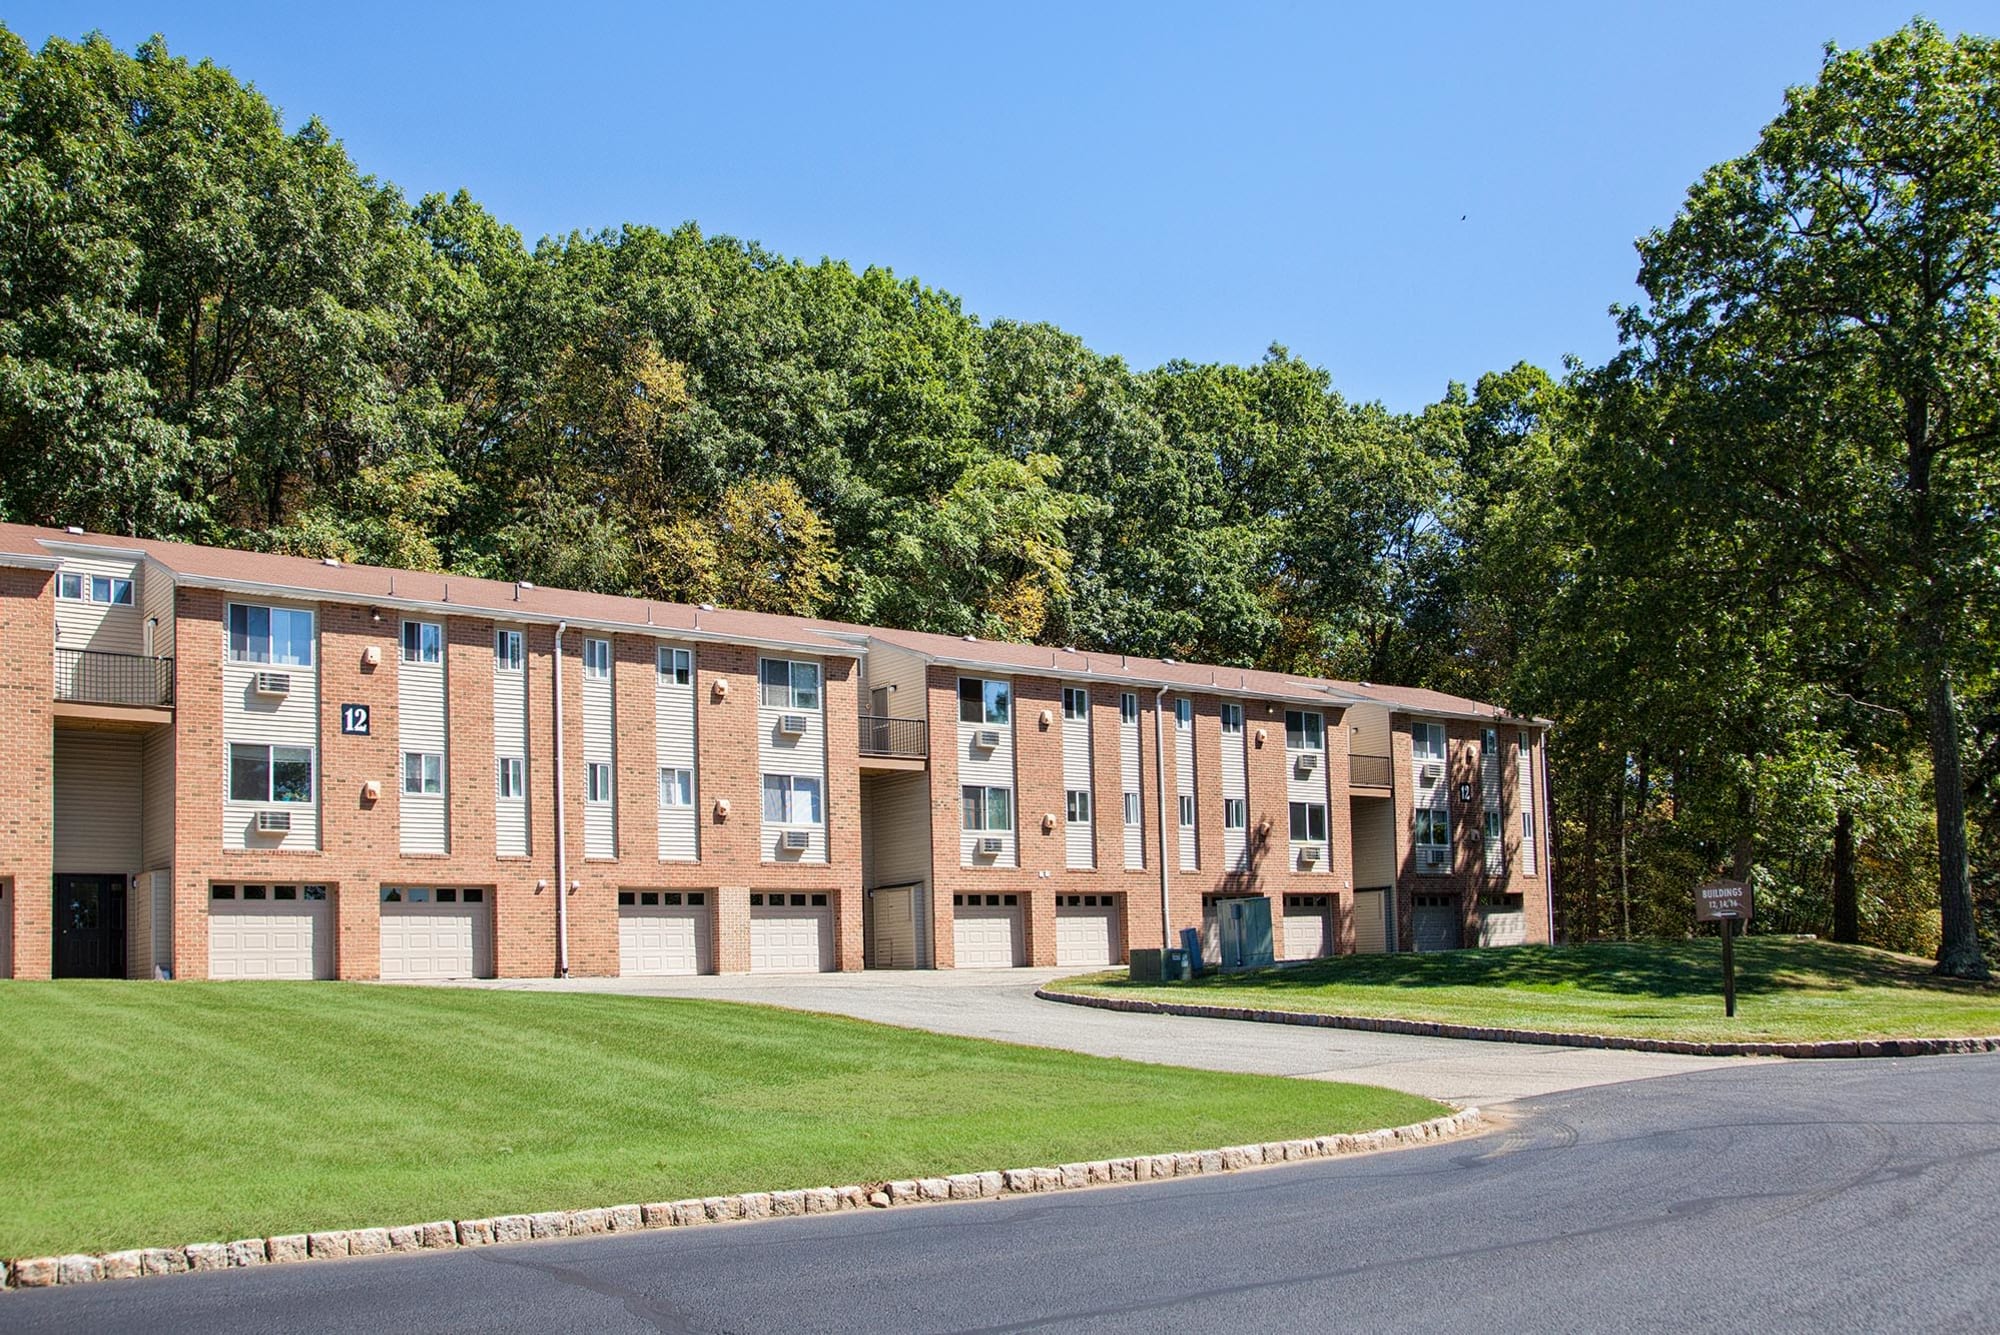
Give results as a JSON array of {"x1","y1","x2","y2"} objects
[
  {"x1": 1482, "y1": 729, "x2": 1504, "y2": 875},
  {"x1": 141, "y1": 557, "x2": 175, "y2": 659},
  {"x1": 54, "y1": 732, "x2": 142, "y2": 872},
  {"x1": 1173, "y1": 698, "x2": 1197, "y2": 871},
  {"x1": 148, "y1": 868, "x2": 173, "y2": 974},
  {"x1": 1119, "y1": 697, "x2": 1143, "y2": 869},
  {"x1": 140, "y1": 726, "x2": 175, "y2": 868},
  {"x1": 655, "y1": 641, "x2": 698, "y2": 862},
  {"x1": 957, "y1": 676, "x2": 1016, "y2": 868},
  {"x1": 1351, "y1": 796, "x2": 1396, "y2": 887},
  {"x1": 493, "y1": 628, "x2": 529, "y2": 858},
  {"x1": 1220, "y1": 702, "x2": 1248, "y2": 871},
  {"x1": 1518, "y1": 731, "x2": 1538, "y2": 876},
  {"x1": 582, "y1": 639, "x2": 616, "y2": 859},
  {"x1": 398, "y1": 622, "x2": 448, "y2": 856},
  {"x1": 864, "y1": 770, "x2": 930, "y2": 888},
  {"x1": 868, "y1": 884, "x2": 923, "y2": 969},
  {"x1": 222, "y1": 605, "x2": 320, "y2": 853},
  {"x1": 759, "y1": 657, "x2": 828, "y2": 864},
  {"x1": 52, "y1": 552, "x2": 144, "y2": 656},
  {"x1": 1347, "y1": 703, "x2": 1392, "y2": 762},
  {"x1": 862, "y1": 643, "x2": 927, "y2": 717},
  {"x1": 1062, "y1": 686, "x2": 1094, "y2": 870},
  {"x1": 1284, "y1": 710, "x2": 1330, "y2": 873},
  {"x1": 1353, "y1": 888, "x2": 1391, "y2": 954}
]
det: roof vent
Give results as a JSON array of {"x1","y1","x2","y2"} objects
[
  {"x1": 962, "y1": 634, "x2": 976, "y2": 642},
  {"x1": 64, "y1": 525, "x2": 83, "y2": 535},
  {"x1": 1163, "y1": 657, "x2": 1179, "y2": 664},
  {"x1": 1062, "y1": 645, "x2": 1077, "y2": 653},
  {"x1": 699, "y1": 602, "x2": 717, "y2": 611},
  {"x1": 321, "y1": 557, "x2": 341, "y2": 568},
  {"x1": 517, "y1": 581, "x2": 536, "y2": 590}
]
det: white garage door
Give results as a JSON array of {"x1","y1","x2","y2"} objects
[
  {"x1": 618, "y1": 890, "x2": 711, "y2": 975},
  {"x1": 1280, "y1": 894, "x2": 1331, "y2": 961},
  {"x1": 1054, "y1": 894, "x2": 1118, "y2": 968},
  {"x1": 208, "y1": 884, "x2": 333, "y2": 980},
  {"x1": 750, "y1": 893, "x2": 834, "y2": 972},
  {"x1": 1478, "y1": 903, "x2": 1527, "y2": 947},
  {"x1": 1353, "y1": 889, "x2": 1391, "y2": 954},
  {"x1": 380, "y1": 887, "x2": 493, "y2": 980},
  {"x1": 953, "y1": 893, "x2": 1024, "y2": 969}
]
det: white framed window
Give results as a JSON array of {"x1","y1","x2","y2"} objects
[
  {"x1": 1288, "y1": 801, "x2": 1327, "y2": 843},
  {"x1": 401, "y1": 620, "x2": 442, "y2": 665},
  {"x1": 1415, "y1": 807, "x2": 1451, "y2": 849},
  {"x1": 497, "y1": 756, "x2": 525, "y2": 799},
  {"x1": 495, "y1": 630, "x2": 523, "y2": 672},
  {"x1": 1220, "y1": 702, "x2": 1243, "y2": 734},
  {"x1": 1413, "y1": 722, "x2": 1447, "y2": 761},
  {"x1": 1174, "y1": 698, "x2": 1192, "y2": 729},
  {"x1": 1522, "y1": 808, "x2": 1537, "y2": 840},
  {"x1": 1482, "y1": 727, "x2": 1497, "y2": 756},
  {"x1": 1178, "y1": 794, "x2": 1195, "y2": 828},
  {"x1": 1223, "y1": 797, "x2": 1247, "y2": 830},
  {"x1": 658, "y1": 766, "x2": 694, "y2": 807},
  {"x1": 585, "y1": 761, "x2": 613, "y2": 803},
  {"x1": 1066, "y1": 789, "x2": 1091, "y2": 823},
  {"x1": 957, "y1": 677, "x2": 1011, "y2": 725},
  {"x1": 58, "y1": 573, "x2": 134, "y2": 604},
  {"x1": 1519, "y1": 729, "x2": 1532, "y2": 759},
  {"x1": 1062, "y1": 686, "x2": 1088, "y2": 720},
  {"x1": 1123, "y1": 792, "x2": 1141, "y2": 825},
  {"x1": 961, "y1": 784, "x2": 1013, "y2": 832},
  {"x1": 760, "y1": 658, "x2": 821, "y2": 710},
  {"x1": 583, "y1": 637, "x2": 611, "y2": 679},
  {"x1": 1284, "y1": 710, "x2": 1324, "y2": 751},
  {"x1": 402, "y1": 751, "x2": 443, "y2": 795},
  {"x1": 658, "y1": 646, "x2": 692, "y2": 685},
  {"x1": 1484, "y1": 810, "x2": 1503, "y2": 840},
  {"x1": 228, "y1": 604, "x2": 315, "y2": 666},
  {"x1": 1119, "y1": 692, "x2": 1139, "y2": 724},
  {"x1": 763, "y1": 773, "x2": 822, "y2": 824},
  {"x1": 229, "y1": 743, "x2": 315, "y2": 803}
]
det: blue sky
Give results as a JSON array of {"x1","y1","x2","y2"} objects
[{"x1": 11, "y1": 3, "x2": 1990, "y2": 411}]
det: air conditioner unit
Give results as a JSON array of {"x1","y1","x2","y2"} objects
[
  {"x1": 255, "y1": 810, "x2": 293, "y2": 833},
  {"x1": 778, "y1": 713, "x2": 808, "y2": 737},
  {"x1": 1295, "y1": 751, "x2": 1320, "y2": 774},
  {"x1": 253, "y1": 671, "x2": 292, "y2": 697},
  {"x1": 1422, "y1": 847, "x2": 1449, "y2": 868},
  {"x1": 781, "y1": 829, "x2": 811, "y2": 851},
  {"x1": 972, "y1": 729, "x2": 1001, "y2": 750},
  {"x1": 976, "y1": 836, "x2": 1003, "y2": 856},
  {"x1": 1297, "y1": 844, "x2": 1322, "y2": 865},
  {"x1": 1422, "y1": 760, "x2": 1444, "y2": 782}
]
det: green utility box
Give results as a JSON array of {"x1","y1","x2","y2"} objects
[{"x1": 1129, "y1": 948, "x2": 1193, "y2": 983}]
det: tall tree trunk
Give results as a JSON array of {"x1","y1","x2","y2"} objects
[
  {"x1": 1831, "y1": 807, "x2": 1859, "y2": 945},
  {"x1": 1731, "y1": 785, "x2": 1754, "y2": 883},
  {"x1": 1927, "y1": 664, "x2": 1988, "y2": 978}
]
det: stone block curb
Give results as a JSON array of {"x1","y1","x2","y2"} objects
[
  {"x1": 1035, "y1": 986, "x2": 2000, "y2": 1060},
  {"x1": 0, "y1": 1108, "x2": 1482, "y2": 1291}
]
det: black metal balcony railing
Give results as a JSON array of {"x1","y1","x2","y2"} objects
[
  {"x1": 859, "y1": 714, "x2": 928, "y2": 759},
  {"x1": 1350, "y1": 752, "x2": 1393, "y2": 789},
  {"x1": 55, "y1": 648, "x2": 175, "y2": 708}
]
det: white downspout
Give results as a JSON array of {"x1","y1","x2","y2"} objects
[
  {"x1": 1539, "y1": 726, "x2": 1556, "y2": 945},
  {"x1": 1154, "y1": 686, "x2": 1173, "y2": 954},
  {"x1": 553, "y1": 621, "x2": 570, "y2": 978}
]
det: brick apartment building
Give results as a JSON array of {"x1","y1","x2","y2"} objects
[{"x1": 0, "y1": 522, "x2": 1551, "y2": 982}]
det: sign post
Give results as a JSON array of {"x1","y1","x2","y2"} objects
[{"x1": 1694, "y1": 879, "x2": 1753, "y2": 1017}]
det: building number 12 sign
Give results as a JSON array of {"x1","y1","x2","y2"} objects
[{"x1": 339, "y1": 703, "x2": 370, "y2": 736}]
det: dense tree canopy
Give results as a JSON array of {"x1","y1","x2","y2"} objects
[{"x1": 0, "y1": 22, "x2": 1992, "y2": 965}]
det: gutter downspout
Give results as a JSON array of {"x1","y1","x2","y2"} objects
[
  {"x1": 553, "y1": 621, "x2": 570, "y2": 978},
  {"x1": 1540, "y1": 726, "x2": 1556, "y2": 945},
  {"x1": 1154, "y1": 686, "x2": 1173, "y2": 954}
]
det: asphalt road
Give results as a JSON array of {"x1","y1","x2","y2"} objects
[{"x1": 7, "y1": 1054, "x2": 1996, "y2": 1333}]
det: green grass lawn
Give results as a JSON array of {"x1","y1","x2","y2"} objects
[
  {"x1": 1057, "y1": 938, "x2": 2000, "y2": 1045},
  {"x1": 0, "y1": 983, "x2": 1442, "y2": 1258}
]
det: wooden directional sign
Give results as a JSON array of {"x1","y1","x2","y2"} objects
[{"x1": 1695, "y1": 879, "x2": 1752, "y2": 923}]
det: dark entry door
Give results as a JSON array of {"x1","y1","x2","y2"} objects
[{"x1": 54, "y1": 875, "x2": 127, "y2": 979}]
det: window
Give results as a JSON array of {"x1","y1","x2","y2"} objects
[
  {"x1": 1415, "y1": 807, "x2": 1451, "y2": 849},
  {"x1": 497, "y1": 756, "x2": 525, "y2": 799},
  {"x1": 303, "y1": 885, "x2": 327, "y2": 901},
  {"x1": 1288, "y1": 801, "x2": 1328, "y2": 843},
  {"x1": 227, "y1": 604, "x2": 315, "y2": 666},
  {"x1": 586, "y1": 762, "x2": 613, "y2": 804},
  {"x1": 1484, "y1": 810, "x2": 1503, "y2": 840},
  {"x1": 1119, "y1": 693, "x2": 1139, "y2": 724},
  {"x1": 658, "y1": 766, "x2": 693, "y2": 807},
  {"x1": 1178, "y1": 794, "x2": 1195, "y2": 828},
  {"x1": 495, "y1": 630, "x2": 523, "y2": 672},
  {"x1": 1174, "y1": 698, "x2": 1192, "y2": 729},
  {"x1": 1285, "y1": 710, "x2": 1324, "y2": 752},
  {"x1": 1482, "y1": 727, "x2": 1497, "y2": 756},
  {"x1": 211, "y1": 885, "x2": 235, "y2": 900},
  {"x1": 1066, "y1": 789, "x2": 1091, "y2": 823},
  {"x1": 242, "y1": 885, "x2": 266, "y2": 900},
  {"x1": 1223, "y1": 797, "x2": 1247, "y2": 830},
  {"x1": 583, "y1": 637, "x2": 610, "y2": 679},
  {"x1": 57, "y1": 573, "x2": 133, "y2": 604},
  {"x1": 760, "y1": 658, "x2": 821, "y2": 710},
  {"x1": 1124, "y1": 792, "x2": 1141, "y2": 825},
  {"x1": 1220, "y1": 703, "x2": 1243, "y2": 734},
  {"x1": 1522, "y1": 808, "x2": 1537, "y2": 841},
  {"x1": 957, "y1": 677, "x2": 1010, "y2": 725},
  {"x1": 401, "y1": 620, "x2": 442, "y2": 665},
  {"x1": 658, "y1": 646, "x2": 692, "y2": 685},
  {"x1": 1413, "y1": 722, "x2": 1447, "y2": 761},
  {"x1": 402, "y1": 752, "x2": 443, "y2": 796},
  {"x1": 762, "y1": 774, "x2": 822, "y2": 824},
  {"x1": 1062, "y1": 686, "x2": 1088, "y2": 720},
  {"x1": 961, "y1": 784, "x2": 1013, "y2": 832},
  {"x1": 229, "y1": 743, "x2": 315, "y2": 803}
]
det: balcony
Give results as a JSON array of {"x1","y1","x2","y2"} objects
[
  {"x1": 1350, "y1": 752, "x2": 1393, "y2": 790},
  {"x1": 54, "y1": 648, "x2": 175, "y2": 728},
  {"x1": 859, "y1": 714, "x2": 927, "y2": 771}
]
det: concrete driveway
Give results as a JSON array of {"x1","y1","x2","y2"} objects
[{"x1": 457, "y1": 968, "x2": 1759, "y2": 1106}]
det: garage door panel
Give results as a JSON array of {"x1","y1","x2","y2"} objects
[
  {"x1": 953, "y1": 895, "x2": 1024, "y2": 969},
  {"x1": 1413, "y1": 896, "x2": 1462, "y2": 953},
  {"x1": 209, "y1": 887, "x2": 332, "y2": 980},
  {"x1": 1280, "y1": 896, "x2": 1331, "y2": 962},
  {"x1": 620, "y1": 892, "x2": 711, "y2": 976},
  {"x1": 1353, "y1": 890, "x2": 1390, "y2": 954},
  {"x1": 381, "y1": 889, "x2": 492, "y2": 980},
  {"x1": 750, "y1": 893, "x2": 833, "y2": 972},
  {"x1": 1054, "y1": 897, "x2": 1118, "y2": 968}
]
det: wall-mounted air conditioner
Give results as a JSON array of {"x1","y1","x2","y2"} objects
[
  {"x1": 1295, "y1": 751, "x2": 1320, "y2": 774},
  {"x1": 973, "y1": 729, "x2": 1001, "y2": 751},
  {"x1": 1422, "y1": 760, "x2": 1444, "y2": 782},
  {"x1": 253, "y1": 671, "x2": 292, "y2": 697},
  {"x1": 1297, "y1": 844, "x2": 1322, "y2": 865},
  {"x1": 778, "y1": 713, "x2": 808, "y2": 737},
  {"x1": 255, "y1": 810, "x2": 293, "y2": 833},
  {"x1": 781, "y1": 829, "x2": 812, "y2": 851},
  {"x1": 1422, "y1": 847, "x2": 1449, "y2": 868},
  {"x1": 976, "y1": 836, "x2": 1003, "y2": 855}
]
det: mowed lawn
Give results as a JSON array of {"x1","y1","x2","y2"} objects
[
  {"x1": 1060, "y1": 938, "x2": 2000, "y2": 1044},
  {"x1": 0, "y1": 983, "x2": 1442, "y2": 1258}
]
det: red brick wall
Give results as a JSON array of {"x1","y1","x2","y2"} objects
[{"x1": 0, "y1": 569, "x2": 54, "y2": 977}]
